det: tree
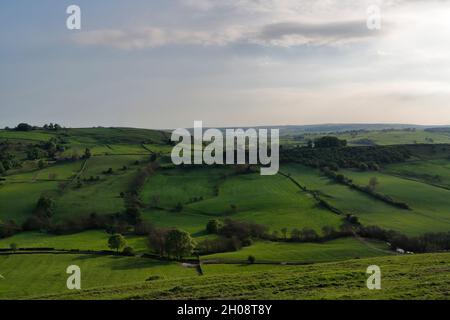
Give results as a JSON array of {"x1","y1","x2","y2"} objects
[
  {"x1": 291, "y1": 228, "x2": 301, "y2": 241},
  {"x1": 123, "y1": 246, "x2": 135, "y2": 256},
  {"x1": 148, "y1": 228, "x2": 169, "y2": 257},
  {"x1": 10, "y1": 243, "x2": 18, "y2": 252},
  {"x1": 281, "y1": 227, "x2": 288, "y2": 240},
  {"x1": 38, "y1": 159, "x2": 47, "y2": 169},
  {"x1": 165, "y1": 229, "x2": 195, "y2": 260},
  {"x1": 314, "y1": 136, "x2": 347, "y2": 148},
  {"x1": 108, "y1": 234, "x2": 126, "y2": 253},
  {"x1": 248, "y1": 255, "x2": 256, "y2": 264},
  {"x1": 15, "y1": 123, "x2": 33, "y2": 131},
  {"x1": 206, "y1": 219, "x2": 222, "y2": 234},
  {"x1": 0, "y1": 162, "x2": 5, "y2": 175},
  {"x1": 368, "y1": 177, "x2": 379, "y2": 190},
  {"x1": 84, "y1": 148, "x2": 92, "y2": 159},
  {"x1": 34, "y1": 195, "x2": 55, "y2": 219}
]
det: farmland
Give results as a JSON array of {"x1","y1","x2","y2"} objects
[{"x1": 1, "y1": 126, "x2": 450, "y2": 300}]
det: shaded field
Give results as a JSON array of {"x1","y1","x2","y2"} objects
[{"x1": 202, "y1": 237, "x2": 392, "y2": 263}]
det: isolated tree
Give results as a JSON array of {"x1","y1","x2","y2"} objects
[
  {"x1": 15, "y1": 123, "x2": 32, "y2": 131},
  {"x1": 84, "y1": 148, "x2": 92, "y2": 159},
  {"x1": 9, "y1": 243, "x2": 18, "y2": 253},
  {"x1": 165, "y1": 229, "x2": 195, "y2": 260},
  {"x1": 206, "y1": 219, "x2": 222, "y2": 234},
  {"x1": 38, "y1": 159, "x2": 46, "y2": 169},
  {"x1": 108, "y1": 234, "x2": 126, "y2": 253},
  {"x1": 368, "y1": 177, "x2": 379, "y2": 190},
  {"x1": 122, "y1": 246, "x2": 135, "y2": 256},
  {"x1": 34, "y1": 195, "x2": 55, "y2": 219}
]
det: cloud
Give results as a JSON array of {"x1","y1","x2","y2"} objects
[
  {"x1": 255, "y1": 20, "x2": 381, "y2": 46},
  {"x1": 72, "y1": 27, "x2": 241, "y2": 49},
  {"x1": 73, "y1": 19, "x2": 384, "y2": 50}
]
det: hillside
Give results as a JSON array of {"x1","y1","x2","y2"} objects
[{"x1": 1, "y1": 253, "x2": 445, "y2": 300}]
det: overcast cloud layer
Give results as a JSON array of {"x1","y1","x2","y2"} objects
[{"x1": 0, "y1": 0, "x2": 449, "y2": 128}]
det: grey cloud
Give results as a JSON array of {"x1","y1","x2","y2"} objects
[{"x1": 257, "y1": 20, "x2": 379, "y2": 44}]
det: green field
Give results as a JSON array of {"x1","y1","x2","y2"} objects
[
  {"x1": 0, "y1": 252, "x2": 444, "y2": 300},
  {"x1": 284, "y1": 164, "x2": 450, "y2": 235},
  {"x1": 0, "y1": 254, "x2": 196, "y2": 299},
  {"x1": 0, "y1": 230, "x2": 148, "y2": 253},
  {"x1": 203, "y1": 238, "x2": 392, "y2": 263}
]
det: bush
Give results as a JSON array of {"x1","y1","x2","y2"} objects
[
  {"x1": 247, "y1": 255, "x2": 256, "y2": 264},
  {"x1": 123, "y1": 246, "x2": 135, "y2": 256}
]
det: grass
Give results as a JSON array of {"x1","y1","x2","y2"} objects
[
  {"x1": 53, "y1": 171, "x2": 135, "y2": 220},
  {"x1": 141, "y1": 167, "x2": 230, "y2": 209},
  {"x1": 283, "y1": 164, "x2": 450, "y2": 235},
  {"x1": 188, "y1": 172, "x2": 343, "y2": 233},
  {"x1": 0, "y1": 230, "x2": 148, "y2": 253},
  {"x1": 0, "y1": 130, "x2": 56, "y2": 142},
  {"x1": 342, "y1": 170, "x2": 450, "y2": 226},
  {"x1": 0, "y1": 254, "x2": 196, "y2": 299},
  {"x1": 202, "y1": 237, "x2": 392, "y2": 263},
  {"x1": 383, "y1": 158, "x2": 450, "y2": 189},
  {"x1": 0, "y1": 181, "x2": 58, "y2": 222},
  {"x1": 338, "y1": 130, "x2": 450, "y2": 146},
  {"x1": 80, "y1": 155, "x2": 145, "y2": 178},
  {"x1": 27, "y1": 252, "x2": 450, "y2": 300},
  {"x1": 6, "y1": 160, "x2": 83, "y2": 182}
]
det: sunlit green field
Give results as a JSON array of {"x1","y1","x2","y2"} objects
[
  {"x1": 284, "y1": 164, "x2": 450, "y2": 235},
  {"x1": 1, "y1": 252, "x2": 444, "y2": 300},
  {"x1": 0, "y1": 254, "x2": 196, "y2": 299}
]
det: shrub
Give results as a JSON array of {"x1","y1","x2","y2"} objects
[{"x1": 123, "y1": 246, "x2": 135, "y2": 256}]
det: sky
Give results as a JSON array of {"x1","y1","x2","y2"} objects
[{"x1": 1, "y1": 0, "x2": 450, "y2": 129}]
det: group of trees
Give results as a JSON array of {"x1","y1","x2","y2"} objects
[
  {"x1": 5, "y1": 123, "x2": 63, "y2": 132},
  {"x1": 147, "y1": 228, "x2": 196, "y2": 260},
  {"x1": 310, "y1": 136, "x2": 347, "y2": 148},
  {"x1": 357, "y1": 225, "x2": 450, "y2": 253},
  {"x1": 0, "y1": 150, "x2": 18, "y2": 175},
  {"x1": 281, "y1": 142, "x2": 411, "y2": 171},
  {"x1": 198, "y1": 219, "x2": 269, "y2": 255}
]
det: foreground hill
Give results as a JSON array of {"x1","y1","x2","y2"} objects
[{"x1": 18, "y1": 252, "x2": 448, "y2": 300}]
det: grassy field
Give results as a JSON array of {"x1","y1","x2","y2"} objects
[
  {"x1": 202, "y1": 237, "x2": 392, "y2": 263},
  {"x1": 342, "y1": 169, "x2": 450, "y2": 226},
  {"x1": 0, "y1": 230, "x2": 148, "y2": 253},
  {"x1": 188, "y1": 172, "x2": 343, "y2": 233},
  {"x1": 284, "y1": 164, "x2": 450, "y2": 235},
  {"x1": 0, "y1": 254, "x2": 196, "y2": 299},
  {"x1": 0, "y1": 181, "x2": 59, "y2": 222},
  {"x1": 13, "y1": 252, "x2": 447, "y2": 300},
  {"x1": 383, "y1": 159, "x2": 450, "y2": 189}
]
